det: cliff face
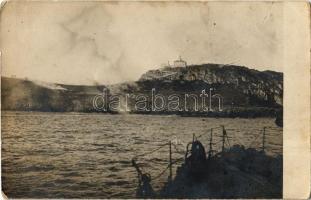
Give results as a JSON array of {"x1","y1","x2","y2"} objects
[
  {"x1": 139, "y1": 64, "x2": 283, "y2": 106},
  {"x1": 1, "y1": 63, "x2": 283, "y2": 114}
]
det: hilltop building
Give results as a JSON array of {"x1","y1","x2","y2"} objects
[{"x1": 173, "y1": 56, "x2": 187, "y2": 68}]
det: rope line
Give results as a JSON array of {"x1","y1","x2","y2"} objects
[
  {"x1": 151, "y1": 165, "x2": 170, "y2": 181},
  {"x1": 133, "y1": 142, "x2": 169, "y2": 159},
  {"x1": 132, "y1": 125, "x2": 282, "y2": 183},
  {"x1": 196, "y1": 126, "x2": 222, "y2": 139},
  {"x1": 248, "y1": 130, "x2": 262, "y2": 147},
  {"x1": 171, "y1": 143, "x2": 186, "y2": 154},
  {"x1": 151, "y1": 157, "x2": 185, "y2": 181}
]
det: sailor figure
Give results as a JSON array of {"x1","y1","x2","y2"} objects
[{"x1": 132, "y1": 159, "x2": 156, "y2": 198}]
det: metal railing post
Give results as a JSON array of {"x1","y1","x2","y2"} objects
[
  {"x1": 169, "y1": 141, "x2": 172, "y2": 182},
  {"x1": 262, "y1": 127, "x2": 266, "y2": 152}
]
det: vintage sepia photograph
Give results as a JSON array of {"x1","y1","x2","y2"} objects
[{"x1": 0, "y1": 1, "x2": 287, "y2": 198}]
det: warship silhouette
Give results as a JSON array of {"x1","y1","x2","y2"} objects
[{"x1": 132, "y1": 126, "x2": 282, "y2": 198}]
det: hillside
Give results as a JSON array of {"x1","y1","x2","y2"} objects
[
  {"x1": 1, "y1": 63, "x2": 283, "y2": 116},
  {"x1": 139, "y1": 64, "x2": 282, "y2": 106},
  {"x1": 1, "y1": 77, "x2": 106, "y2": 112}
]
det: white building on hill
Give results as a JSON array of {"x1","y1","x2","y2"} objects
[{"x1": 173, "y1": 56, "x2": 187, "y2": 68}]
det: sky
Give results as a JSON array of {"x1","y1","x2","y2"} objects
[{"x1": 1, "y1": 1, "x2": 284, "y2": 85}]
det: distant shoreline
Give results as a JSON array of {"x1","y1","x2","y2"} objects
[
  {"x1": 2, "y1": 63, "x2": 283, "y2": 117},
  {"x1": 1, "y1": 107, "x2": 281, "y2": 118}
]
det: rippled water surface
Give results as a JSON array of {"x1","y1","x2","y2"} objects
[{"x1": 2, "y1": 111, "x2": 282, "y2": 198}]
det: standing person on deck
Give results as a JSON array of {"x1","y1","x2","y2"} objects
[{"x1": 132, "y1": 159, "x2": 156, "y2": 198}]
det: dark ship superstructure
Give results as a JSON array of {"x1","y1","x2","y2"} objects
[{"x1": 131, "y1": 126, "x2": 282, "y2": 198}]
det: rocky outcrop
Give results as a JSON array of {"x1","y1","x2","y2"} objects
[
  {"x1": 1, "y1": 63, "x2": 283, "y2": 115},
  {"x1": 139, "y1": 64, "x2": 283, "y2": 106}
]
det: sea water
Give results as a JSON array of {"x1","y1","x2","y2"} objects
[{"x1": 1, "y1": 111, "x2": 282, "y2": 198}]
